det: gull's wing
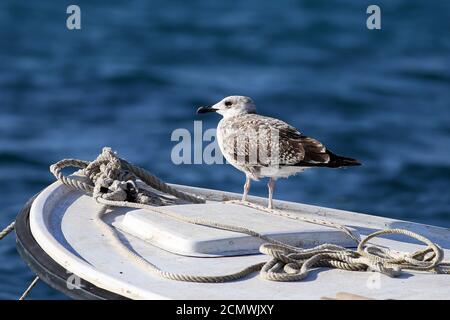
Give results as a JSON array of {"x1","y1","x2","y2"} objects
[{"x1": 220, "y1": 114, "x2": 331, "y2": 167}]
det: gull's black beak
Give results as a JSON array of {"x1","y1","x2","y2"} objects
[{"x1": 196, "y1": 106, "x2": 217, "y2": 114}]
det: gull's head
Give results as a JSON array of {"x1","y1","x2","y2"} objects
[{"x1": 197, "y1": 96, "x2": 256, "y2": 118}]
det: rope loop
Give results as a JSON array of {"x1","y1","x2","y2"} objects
[{"x1": 357, "y1": 228, "x2": 446, "y2": 273}]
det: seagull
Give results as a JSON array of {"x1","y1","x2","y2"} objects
[{"x1": 197, "y1": 96, "x2": 361, "y2": 209}]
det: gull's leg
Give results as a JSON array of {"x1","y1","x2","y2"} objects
[
  {"x1": 242, "y1": 176, "x2": 251, "y2": 202},
  {"x1": 267, "y1": 178, "x2": 276, "y2": 209}
]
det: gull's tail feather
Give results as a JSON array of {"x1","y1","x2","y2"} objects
[
  {"x1": 325, "y1": 151, "x2": 361, "y2": 168},
  {"x1": 294, "y1": 150, "x2": 361, "y2": 168}
]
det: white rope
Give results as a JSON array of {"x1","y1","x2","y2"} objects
[
  {"x1": 0, "y1": 221, "x2": 15, "y2": 240},
  {"x1": 49, "y1": 147, "x2": 450, "y2": 282},
  {"x1": 19, "y1": 276, "x2": 39, "y2": 300},
  {"x1": 0, "y1": 219, "x2": 39, "y2": 299}
]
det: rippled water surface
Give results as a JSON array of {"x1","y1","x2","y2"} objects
[{"x1": 0, "y1": 0, "x2": 449, "y2": 299}]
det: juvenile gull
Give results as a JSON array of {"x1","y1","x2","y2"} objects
[{"x1": 197, "y1": 96, "x2": 361, "y2": 209}]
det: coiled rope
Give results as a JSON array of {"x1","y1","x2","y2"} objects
[{"x1": 49, "y1": 147, "x2": 450, "y2": 283}]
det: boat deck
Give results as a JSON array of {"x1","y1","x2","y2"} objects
[{"x1": 20, "y1": 181, "x2": 450, "y2": 300}]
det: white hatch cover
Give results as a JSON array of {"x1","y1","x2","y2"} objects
[{"x1": 118, "y1": 203, "x2": 356, "y2": 257}]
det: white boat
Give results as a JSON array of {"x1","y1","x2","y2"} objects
[{"x1": 15, "y1": 178, "x2": 450, "y2": 300}]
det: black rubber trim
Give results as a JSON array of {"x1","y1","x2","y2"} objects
[{"x1": 15, "y1": 195, "x2": 129, "y2": 300}]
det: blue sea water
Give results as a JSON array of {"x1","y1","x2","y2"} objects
[{"x1": 0, "y1": 0, "x2": 449, "y2": 299}]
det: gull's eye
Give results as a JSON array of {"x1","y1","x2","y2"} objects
[{"x1": 224, "y1": 100, "x2": 232, "y2": 107}]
